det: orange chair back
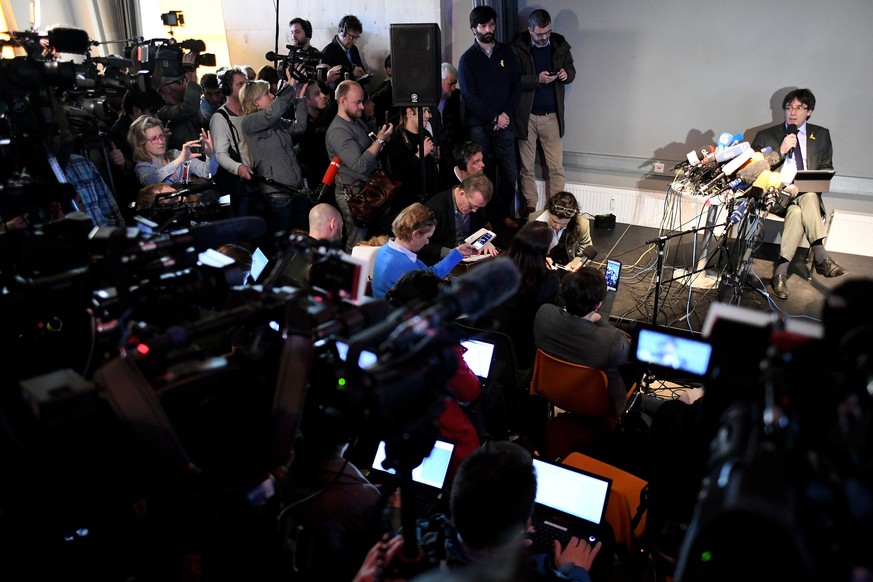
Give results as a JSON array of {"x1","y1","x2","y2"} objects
[{"x1": 530, "y1": 349, "x2": 609, "y2": 417}]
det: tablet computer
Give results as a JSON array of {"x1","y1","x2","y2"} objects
[
  {"x1": 794, "y1": 169, "x2": 835, "y2": 192},
  {"x1": 464, "y1": 227, "x2": 496, "y2": 251}
]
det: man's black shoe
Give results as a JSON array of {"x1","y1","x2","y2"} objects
[
  {"x1": 814, "y1": 257, "x2": 848, "y2": 278},
  {"x1": 770, "y1": 273, "x2": 789, "y2": 299}
]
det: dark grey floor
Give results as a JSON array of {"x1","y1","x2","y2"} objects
[{"x1": 591, "y1": 222, "x2": 868, "y2": 334}]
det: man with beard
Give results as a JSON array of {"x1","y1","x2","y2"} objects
[
  {"x1": 325, "y1": 80, "x2": 394, "y2": 251},
  {"x1": 458, "y1": 5, "x2": 522, "y2": 231}
]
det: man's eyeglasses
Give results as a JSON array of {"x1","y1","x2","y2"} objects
[
  {"x1": 146, "y1": 133, "x2": 167, "y2": 144},
  {"x1": 532, "y1": 29, "x2": 552, "y2": 39},
  {"x1": 784, "y1": 105, "x2": 809, "y2": 112}
]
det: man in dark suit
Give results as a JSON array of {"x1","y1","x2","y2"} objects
[
  {"x1": 751, "y1": 88, "x2": 846, "y2": 300},
  {"x1": 322, "y1": 15, "x2": 369, "y2": 88},
  {"x1": 418, "y1": 173, "x2": 496, "y2": 266}
]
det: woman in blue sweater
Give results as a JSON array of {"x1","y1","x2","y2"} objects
[{"x1": 371, "y1": 202, "x2": 475, "y2": 298}]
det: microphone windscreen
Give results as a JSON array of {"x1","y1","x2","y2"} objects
[
  {"x1": 323, "y1": 157, "x2": 341, "y2": 185},
  {"x1": 786, "y1": 123, "x2": 798, "y2": 135},
  {"x1": 762, "y1": 150, "x2": 782, "y2": 168},
  {"x1": 737, "y1": 161, "x2": 770, "y2": 185},
  {"x1": 582, "y1": 245, "x2": 598, "y2": 260},
  {"x1": 449, "y1": 256, "x2": 521, "y2": 321},
  {"x1": 768, "y1": 172, "x2": 784, "y2": 190},
  {"x1": 751, "y1": 170, "x2": 772, "y2": 190},
  {"x1": 48, "y1": 26, "x2": 92, "y2": 54}
]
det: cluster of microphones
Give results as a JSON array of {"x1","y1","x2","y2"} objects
[{"x1": 672, "y1": 130, "x2": 798, "y2": 214}]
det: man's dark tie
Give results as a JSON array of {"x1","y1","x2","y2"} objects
[{"x1": 794, "y1": 141, "x2": 804, "y2": 170}]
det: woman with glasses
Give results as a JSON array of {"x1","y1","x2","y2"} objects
[
  {"x1": 370, "y1": 202, "x2": 475, "y2": 298},
  {"x1": 528, "y1": 191, "x2": 593, "y2": 267},
  {"x1": 128, "y1": 115, "x2": 217, "y2": 187}
]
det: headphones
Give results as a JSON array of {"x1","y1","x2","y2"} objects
[{"x1": 220, "y1": 68, "x2": 239, "y2": 97}]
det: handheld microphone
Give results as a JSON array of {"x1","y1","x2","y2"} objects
[
  {"x1": 730, "y1": 133, "x2": 744, "y2": 147},
  {"x1": 716, "y1": 132, "x2": 733, "y2": 151},
  {"x1": 312, "y1": 157, "x2": 341, "y2": 203},
  {"x1": 673, "y1": 145, "x2": 715, "y2": 171},
  {"x1": 580, "y1": 245, "x2": 598, "y2": 267},
  {"x1": 786, "y1": 124, "x2": 798, "y2": 159}
]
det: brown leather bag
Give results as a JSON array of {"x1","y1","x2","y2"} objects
[{"x1": 347, "y1": 168, "x2": 402, "y2": 225}]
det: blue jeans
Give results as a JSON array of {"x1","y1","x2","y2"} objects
[
  {"x1": 265, "y1": 192, "x2": 310, "y2": 236},
  {"x1": 467, "y1": 124, "x2": 519, "y2": 224}
]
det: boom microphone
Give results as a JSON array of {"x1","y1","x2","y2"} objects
[
  {"x1": 108, "y1": 216, "x2": 266, "y2": 256},
  {"x1": 382, "y1": 257, "x2": 521, "y2": 351},
  {"x1": 265, "y1": 51, "x2": 286, "y2": 62}
]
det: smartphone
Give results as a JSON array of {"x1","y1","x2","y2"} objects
[
  {"x1": 190, "y1": 142, "x2": 203, "y2": 154},
  {"x1": 605, "y1": 259, "x2": 622, "y2": 292},
  {"x1": 464, "y1": 228, "x2": 496, "y2": 251}
]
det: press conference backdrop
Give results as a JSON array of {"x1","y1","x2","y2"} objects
[{"x1": 452, "y1": 0, "x2": 873, "y2": 187}]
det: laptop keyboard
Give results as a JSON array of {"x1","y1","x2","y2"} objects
[{"x1": 531, "y1": 518, "x2": 598, "y2": 553}]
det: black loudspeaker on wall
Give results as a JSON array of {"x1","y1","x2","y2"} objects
[{"x1": 390, "y1": 23, "x2": 441, "y2": 108}]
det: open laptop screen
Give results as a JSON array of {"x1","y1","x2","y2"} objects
[
  {"x1": 371, "y1": 439, "x2": 454, "y2": 489},
  {"x1": 532, "y1": 458, "x2": 611, "y2": 525},
  {"x1": 459, "y1": 338, "x2": 495, "y2": 379}
]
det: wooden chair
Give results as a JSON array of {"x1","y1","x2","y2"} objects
[{"x1": 529, "y1": 349, "x2": 614, "y2": 460}]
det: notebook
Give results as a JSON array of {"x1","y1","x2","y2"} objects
[
  {"x1": 369, "y1": 439, "x2": 455, "y2": 517},
  {"x1": 530, "y1": 457, "x2": 612, "y2": 552},
  {"x1": 460, "y1": 338, "x2": 495, "y2": 388}
]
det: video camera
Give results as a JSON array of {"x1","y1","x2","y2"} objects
[{"x1": 266, "y1": 45, "x2": 329, "y2": 83}]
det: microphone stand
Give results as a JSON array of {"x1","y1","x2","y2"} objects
[{"x1": 644, "y1": 220, "x2": 725, "y2": 327}]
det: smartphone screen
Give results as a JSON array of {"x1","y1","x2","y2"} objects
[{"x1": 605, "y1": 259, "x2": 622, "y2": 292}]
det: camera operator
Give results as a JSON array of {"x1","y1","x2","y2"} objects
[
  {"x1": 153, "y1": 48, "x2": 204, "y2": 151},
  {"x1": 289, "y1": 16, "x2": 343, "y2": 86},
  {"x1": 240, "y1": 67, "x2": 309, "y2": 237}
]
